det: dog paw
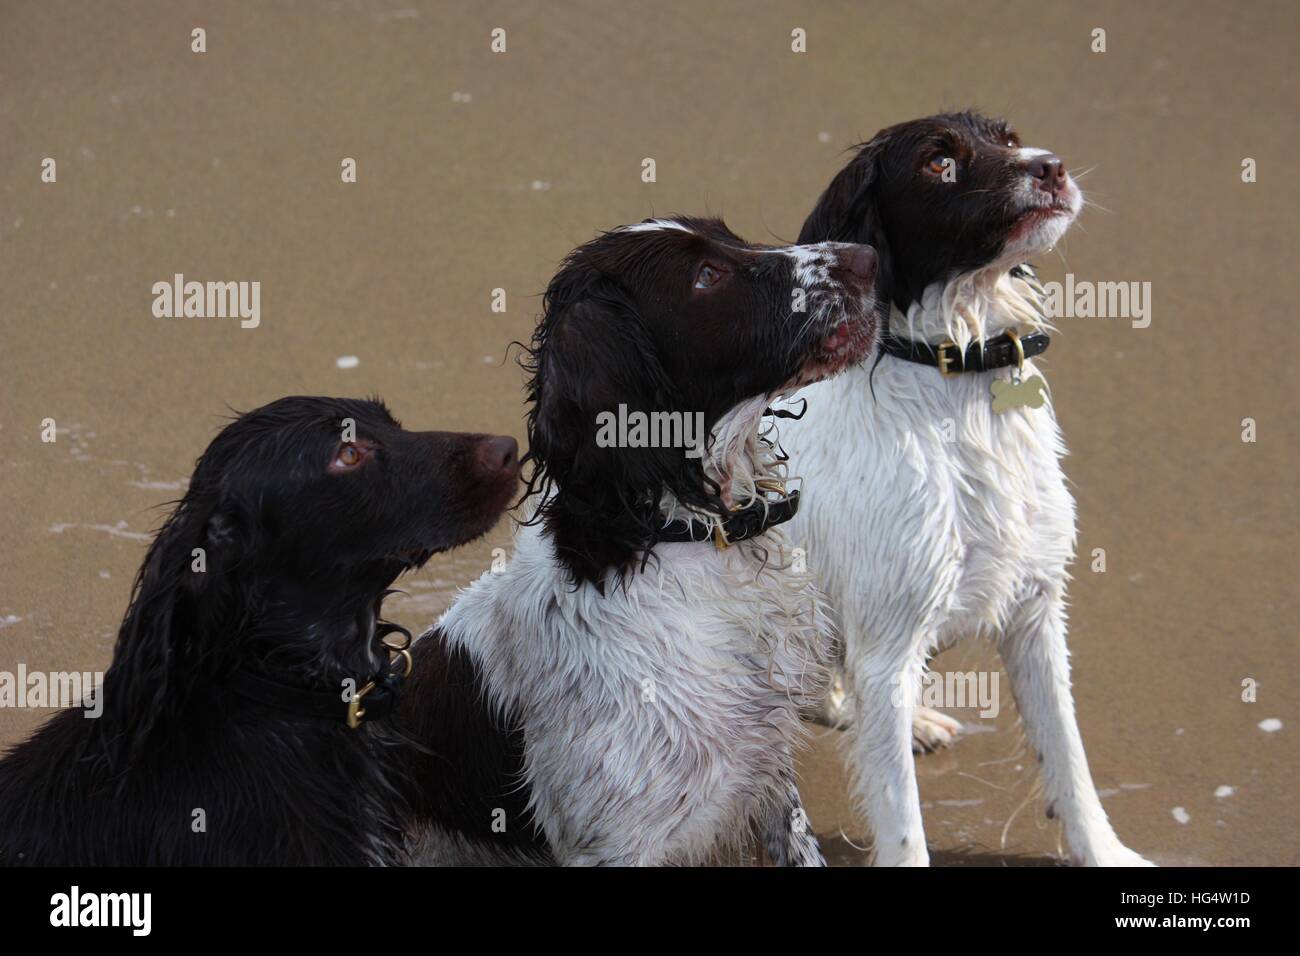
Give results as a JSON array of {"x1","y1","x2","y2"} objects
[
  {"x1": 1077, "y1": 844, "x2": 1157, "y2": 867},
  {"x1": 912, "y1": 707, "x2": 962, "y2": 753},
  {"x1": 804, "y1": 673, "x2": 856, "y2": 730},
  {"x1": 872, "y1": 843, "x2": 931, "y2": 867}
]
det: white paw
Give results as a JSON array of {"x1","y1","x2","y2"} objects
[
  {"x1": 872, "y1": 843, "x2": 931, "y2": 867},
  {"x1": 1078, "y1": 844, "x2": 1157, "y2": 867},
  {"x1": 912, "y1": 707, "x2": 962, "y2": 754}
]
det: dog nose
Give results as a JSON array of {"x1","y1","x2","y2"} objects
[
  {"x1": 475, "y1": 436, "x2": 518, "y2": 476},
  {"x1": 840, "y1": 244, "x2": 877, "y2": 282},
  {"x1": 1027, "y1": 153, "x2": 1068, "y2": 196}
]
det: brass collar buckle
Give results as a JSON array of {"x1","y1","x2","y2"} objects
[
  {"x1": 346, "y1": 633, "x2": 414, "y2": 730},
  {"x1": 936, "y1": 339, "x2": 960, "y2": 377}
]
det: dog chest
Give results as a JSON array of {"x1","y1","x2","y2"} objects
[
  {"x1": 787, "y1": 363, "x2": 1074, "y2": 630},
  {"x1": 447, "y1": 538, "x2": 830, "y2": 862}
]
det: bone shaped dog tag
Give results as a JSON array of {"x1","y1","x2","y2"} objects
[{"x1": 990, "y1": 374, "x2": 1047, "y2": 413}]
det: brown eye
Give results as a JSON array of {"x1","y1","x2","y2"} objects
[
  {"x1": 927, "y1": 156, "x2": 953, "y2": 175},
  {"x1": 329, "y1": 442, "x2": 370, "y2": 473},
  {"x1": 694, "y1": 263, "x2": 725, "y2": 289}
]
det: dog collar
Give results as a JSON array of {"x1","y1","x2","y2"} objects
[
  {"x1": 658, "y1": 489, "x2": 801, "y2": 550},
  {"x1": 224, "y1": 642, "x2": 413, "y2": 730},
  {"x1": 881, "y1": 328, "x2": 1050, "y2": 377}
]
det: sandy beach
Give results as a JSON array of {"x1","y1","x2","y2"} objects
[{"x1": 1, "y1": 0, "x2": 1296, "y2": 865}]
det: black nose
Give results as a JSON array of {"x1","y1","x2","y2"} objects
[
  {"x1": 475, "y1": 436, "x2": 518, "y2": 476},
  {"x1": 1027, "y1": 153, "x2": 1067, "y2": 196},
  {"x1": 840, "y1": 244, "x2": 877, "y2": 283}
]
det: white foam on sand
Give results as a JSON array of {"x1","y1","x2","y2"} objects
[{"x1": 49, "y1": 521, "x2": 150, "y2": 542}]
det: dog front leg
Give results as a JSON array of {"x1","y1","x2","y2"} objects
[
  {"x1": 846, "y1": 639, "x2": 931, "y2": 866},
  {"x1": 998, "y1": 585, "x2": 1154, "y2": 866}
]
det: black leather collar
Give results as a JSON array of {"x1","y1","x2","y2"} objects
[
  {"x1": 881, "y1": 329, "x2": 1050, "y2": 376},
  {"x1": 224, "y1": 647, "x2": 412, "y2": 730},
  {"x1": 658, "y1": 490, "x2": 800, "y2": 549}
]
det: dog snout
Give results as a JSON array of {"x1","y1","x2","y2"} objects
[
  {"x1": 475, "y1": 435, "x2": 518, "y2": 478},
  {"x1": 1027, "y1": 153, "x2": 1068, "y2": 196},
  {"x1": 840, "y1": 244, "x2": 877, "y2": 283}
]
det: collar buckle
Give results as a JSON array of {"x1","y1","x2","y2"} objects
[
  {"x1": 347, "y1": 646, "x2": 413, "y2": 730},
  {"x1": 936, "y1": 339, "x2": 959, "y2": 377},
  {"x1": 345, "y1": 679, "x2": 376, "y2": 730},
  {"x1": 712, "y1": 523, "x2": 730, "y2": 551}
]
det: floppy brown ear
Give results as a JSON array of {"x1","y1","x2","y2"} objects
[
  {"x1": 523, "y1": 277, "x2": 723, "y2": 586},
  {"x1": 526, "y1": 283, "x2": 677, "y2": 492},
  {"x1": 799, "y1": 135, "x2": 894, "y2": 309},
  {"x1": 799, "y1": 138, "x2": 885, "y2": 244}
]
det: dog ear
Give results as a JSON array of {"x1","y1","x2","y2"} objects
[
  {"x1": 527, "y1": 280, "x2": 676, "y2": 485},
  {"x1": 185, "y1": 504, "x2": 259, "y2": 639},
  {"x1": 102, "y1": 490, "x2": 212, "y2": 765},
  {"x1": 799, "y1": 135, "x2": 894, "y2": 303},
  {"x1": 102, "y1": 475, "x2": 257, "y2": 766},
  {"x1": 523, "y1": 279, "x2": 712, "y2": 585}
]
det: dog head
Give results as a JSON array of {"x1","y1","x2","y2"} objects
[
  {"x1": 180, "y1": 397, "x2": 518, "y2": 589},
  {"x1": 799, "y1": 110, "x2": 1081, "y2": 314},
  {"x1": 523, "y1": 216, "x2": 877, "y2": 584},
  {"x1": 106, "y1": 397, "x2": 518, "y2": 746}
]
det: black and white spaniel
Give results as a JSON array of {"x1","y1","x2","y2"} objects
[
  {"x1": 778, "y1": 111, "x2": 1152, "y2": 865},
  {"x1": 402, "y1": 217, "x2": 877, "y2": 865}
]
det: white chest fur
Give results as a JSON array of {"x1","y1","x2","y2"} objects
[
  {"x1": 437, "y1": 523, "x2": 833, "y2": 865},
  {"x1": 779, "y1": 352, "x2": 1076, "y2": 649}
]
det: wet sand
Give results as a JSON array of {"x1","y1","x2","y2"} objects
[{"x1": 1, "y1": 0, "x2": 1296, "y2": 865}]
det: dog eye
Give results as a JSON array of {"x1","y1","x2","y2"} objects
[
  {"x1": 694, "y1": 264, "x2": 725, "y2": 289},
  {"x1": 329, "y1": 442, "x2": 371, "y2": 473},
  {"x1": 926, "y1": 156, "x2": 953, "y2": 175}
]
